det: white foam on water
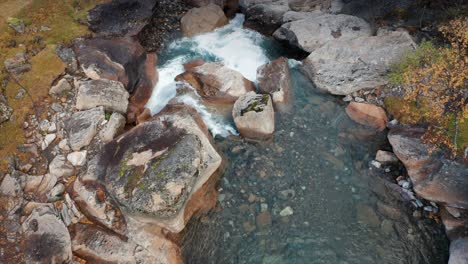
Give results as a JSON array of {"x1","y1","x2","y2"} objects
[
  {"x1": 176, "y1": 95, "x2": 238, "y2": 138},
  {"x1": 146, "y1": 14, "x2": 271, "y2": 137}
]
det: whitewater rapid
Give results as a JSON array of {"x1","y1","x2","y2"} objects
[{"x1": 145, "y1": 14, "x2": 271, "y2": 137}]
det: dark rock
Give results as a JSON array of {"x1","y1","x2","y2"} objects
[
  {"x1": 22, "y1": 205, "x2": 73, "y2": 263},
  {"x1": 74, "y1": 37, "x2": 158, "y2": 122},
  {"x1": 87, "y1": 0, "x2": 157, "y2": 37},
  {"x1": 242, "y1": 0, "x2": 289, "y2": 35},
  {"x1": 257, "y1": 57, "x2": 292, "y2": 107}
]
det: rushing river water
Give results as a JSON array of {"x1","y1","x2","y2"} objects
[{"x1": 147, "y1": 14, "x2": 448, "y2": 264}]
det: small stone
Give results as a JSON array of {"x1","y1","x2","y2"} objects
[
  {"x1": 42, "y1": 134, "x2": 57, "y2": 150},
  {"x1": 354, "y1": 97, "x2": 365, "y2": 103},
  {"x1": 260, "y1": 203, "x2": 268, "y2": 212},
  {"x1": 248, "y1": 194, "x2": 257, "y2": 203},
  {"x1": 39, "y1": 120, "x2": 50, "y2": 132},
  {"x1": 58, "y1": 139, "x2": 70, "y2": 151},
  {"x1": 280, "y1": 206, "x2": 294, "y2": 217},
  {"x1": 279, "y1": 189, "x2": 295, "y2": 200},
  {"x1": 256, "y1": 212, "x2": 272, "y2": 230},
  {"x1": 15, "y1": 88, "x2": 26, "y2": 99},
  {"x1": 423, "y1": 206, "x2": 433, "y2": 212},
  {"x1": 50, "y1": 79, "x2": 72, "y2": 96},
  {"x1": 343, "y1": 95, "x2": 353, "y2": 102},
  {"x1": 98, "y1": 112, "x2": 126, "y2": 143},
  {"x1": 67, "y1": 151, "x2": 87, "y2": 166},
  {"x1": 48, "y1": 122, "x2": 57, "y2": 133},
  {"x1": 375, "y1": 150, "x2": 399, "y2": 164},
  {"x1": 370, "y1": 160, "x2": 381, "y2": 168}
]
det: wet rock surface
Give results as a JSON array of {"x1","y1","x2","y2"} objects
[
  {"x1": 257, "y1": 57, "x2": 292, "y2": 107},
  {"x1": 181, "y1": 4, "x2": 229, "y2": 37},
  {"x1": 176, "y1": 62, "x2": 255, "y2": 104}
]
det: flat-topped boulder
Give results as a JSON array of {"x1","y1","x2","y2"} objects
[
  {"x1": 302, "y1": 31, "x2": 416, "y2": 95},
  {"x1": 76, "y1": 79, "x2": 129, "y2": 114},
  {"x1": 95, "y1": 106, "x2": 222, "y2": 233},
  {"x1": 181, "y1": 4, "x2": 229, "y2": 37},
  {"x1": 66, "y1": 107, "x2": 105, "y2": 151},
  {"x1": 233, "y1": 91, "x2": 275, "y2": 140},
  {"x1": 176, "y1": 62, "x2": 255, "y2": 104},
  {"x1": 242, "y1": 0, "x2": 289, "y2": 34},
  {"x1": 273, "y1": 14, "x2": 372, "y2": 53},
  {"x1": 257, "y1": 57, "x2": 292, "y2": 107}
]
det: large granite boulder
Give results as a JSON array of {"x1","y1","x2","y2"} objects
[
  {"x1": 274, "y1": 14, "x2": 372, "y2": 53},
  {"x1": 345, "y1": 102, "x2": 387, "y2": 131},
  {"x1": 66, "y1": 107, "x2": 105, "y2": 151},
  {"x1": 181, "y1": 4, "x2": 229, "y2": 37},
  {"x1": 22, "y1": 205, "x2": 73, "y2": 263},
  {"x1": 74, "y1": 37, "x2": 158, "y2": 123},
  {"x1": 87, "y1": 0, "x2": 157, "y2": 37},
  {"x1": 242, "y1": 0, "x2": 289, "y2": 34},
  {"x1": 76, "y1": 79, "x2": 129, "y2": 114},
  {"x1": 233, "y1": 92, "x2": 275, "y2": 140},
  {"x1": 72, "y1": 220, "x2": 183, "y2": 264},
  {"x1": 70, "y1": 179, "x2": 128, "y2": 238},
  {"x1": 257, "y1": 57, "x2": 292, "y2": 107},
  {"x1": 388, "y1": 127, "x2": 468, "y2": 210},
  {"x1": 302, "y1": 31, "x2": 416, "y2": 95},
  {"x1": 449, "y1": 238, "x2": 468, "y2": 264},
  {"x1": 176, "y1": 62, "x2": 255, "y2": 104},
  {"x1": 95, "y1": 106, "x2": 222, "y2": 233}
]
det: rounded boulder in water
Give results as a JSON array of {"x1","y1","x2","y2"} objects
[{"x1": 181, "y1": 4, "x2": 229, "y2": 37}]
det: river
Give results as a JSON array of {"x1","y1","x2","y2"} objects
[{"x1": 146, "y1": 14, "x2": 448, "y2": 264}]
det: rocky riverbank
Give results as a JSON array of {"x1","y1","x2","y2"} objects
[{"x1": 0, "y1": 0, "x2": 466, "y2": 263}]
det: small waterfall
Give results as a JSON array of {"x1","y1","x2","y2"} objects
[{"x1": 145, "y1": 14, "x2": 272, "y2": 138}]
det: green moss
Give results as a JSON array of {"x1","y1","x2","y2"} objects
[
  {"x1": 241, "y1": 95, "x2": 270, "y2": 116},
  {"x1": 7, "y1": 17, "x2": 23, "y2": 26},
  {"x1": 388, "y1": 41, "x2": 442, "y2": 86}
]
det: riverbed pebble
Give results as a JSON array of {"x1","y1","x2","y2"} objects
[{"x1": 280, "y1": 206, "x2": 294, "y2": 217}]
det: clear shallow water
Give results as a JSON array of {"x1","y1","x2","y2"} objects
[{"x1": 146, "y1": 15, "x2": 448, "y2": 264}]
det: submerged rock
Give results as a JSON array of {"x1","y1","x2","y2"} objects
[
  {"x1": 95, "y1": 106, "x2": 222, "y2": 233},
  {"x1": 233, "y1": 92, "x2": 275, "y2": 140},
  {"x1": 273, "y1": 14, "x2": 372, "y2": 53},
  {"x1": 302, "y1": 31, "x2": 416, "y2": 95},
  {"x1": 181, "y1": 4, "x2": 229, "y2": 37},
  {"x1": 257, "y1": 57, "x2": 292, "y2": 107},
  {"x1": 345, "y1": 102, "x2": 387, "y2": 131},
  {"x1": 76, "y1": 79, "x2": 129, "y2": 114},
  {"x1": 176, "y1": 62, "x2": 255, "y2": 104}
]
